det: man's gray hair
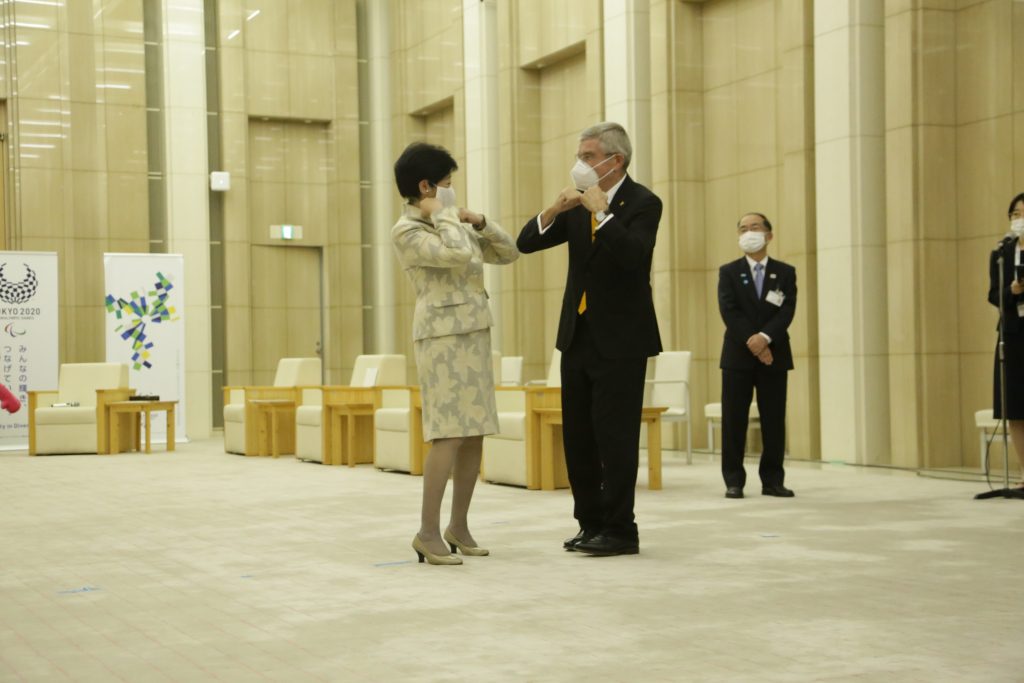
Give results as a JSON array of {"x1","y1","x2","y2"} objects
[{"x1": 580, "y1": 122, "x2": 632, "y2": 169}]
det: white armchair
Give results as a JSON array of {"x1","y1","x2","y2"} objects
[
  {"x1": 29, "y1": 363, "x2": 131, "y2": 455},
  {"x1": 645, "y1": 351, "x2": 693, "y2": 464},
  {"x1": 704, "y1": 401, "x2": 760, "y2": 454},
  {"x1": 223, "y1": 358, "x2": 321, "y2": 455},
  {"x1": 296, "y1": 354, "x2": 406, "y2": 465},
  {"x1": 500, "y1": 356, "x2": 524, "y2": 385},
  {"x1": 482, "y1": 349, "x2": 561, "y2": 488}
]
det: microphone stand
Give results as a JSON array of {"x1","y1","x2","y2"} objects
[{"x1": 976, "y1": 239, "x2": 1024, "y2": 500}]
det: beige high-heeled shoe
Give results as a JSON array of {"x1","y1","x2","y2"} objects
[
  {"x1": 444, "y1": 528, "x2": 490, "y2": 556},
  {"x1": 412, "y1": 535, "x2": 462, "y2": 565}
]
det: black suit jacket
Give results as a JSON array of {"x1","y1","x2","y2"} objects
[
  {"x1": 718, "y1": 256, "x2": 797, "y2": 372},
  {"x1": 517, "y1": 175, "x2": 663, "y2": 359},
  {"x1": 989, "y1": 238, "x2": 1024, "y2": 337}
]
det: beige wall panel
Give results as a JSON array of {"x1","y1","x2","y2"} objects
[
  {"x1": 704, "y1": 176, "x2": 739, "y2": 266},
  {"x1": 702, "y1": 1, "x2": 736, "y2": 91},
  {"x1": 956, "y1": 116, "x2": 1014, "y2": 238},
  {"x1": 19, "y1": 169, "x2": 65, "y2": 237},
  {"x1": 919, "y1": 352, "x2": 963, "y2": 467},
  {"x1": 736, "y1": 0, "x2": 777, "y2": 80},
  {"x1": 18, "y1": 98, "x2": 64, "y2": 170},
  {"x1": 68, "y1": 33, "x2": 102, "y2": 104},
  {"x1": 885, "y1": 125, "x2": 915, "y2": 244},
  {"x1": 224, "y1": 242, "x2": 252, "y2": 307},
  {"x1": 672, "y1": 180, "x2": 706, "y2": 271},
  {"x1": 703, "y1": 84, "x2": 738, "y2": 180},
  {"x1": 289, "y1": 0, "x2": 334, "y2": 55},
  {"x1": 955, "y1": 0, "x2": 1012, "y2": 125},
  {"x1": 246, "y1": 51, "x2": 290, "y2": 117},
  {"x1": 99, "y1": 0, "x2": 144, "y2": 38},
  {"x1": 885, "y1": 10, "x2": 913, "y2": 131},
  {"x1": 69, "y1": 103, "x2": 107, "y2": 172},
  {"x1": 919, "y1": 125, "x2": 958, "y2": 239},
  {"x1": 101, "y1": 37, "x2": 146, "y2": 107},
  {"x1": 220, "y1": 46, "x2": 247, "y2": 113},
  {"x1": 289, "y1": 54, "x2": 335, "y2": 120},
  {"x1": 919, "y1": 10, "x2": 956, "y2": 126},
  {"x1": 243, "y1": 0, "x2": 288, "y2": 51},
  {"x1": 70, "y1": 171, "x2": 108, "y2": 239},
  {"x1": 65, "y1": 238, "x2": 104, "y2": 308},
  {"x1": 515, "y1": 0, "x2": 591, "y2": 67},
  {"x1": 104, "y1": 105, "x2": 148, "y2": 174},
  {"x1": 67, "y1": 306, "x2": 105, "y2": 363},
  {"x1": 16, "y1": 29, "x2": 62, "y2": 100}
]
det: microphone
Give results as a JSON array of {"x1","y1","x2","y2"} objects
[{"x1": 996, "y1": 232, "x2": 1015, "y2": 250}]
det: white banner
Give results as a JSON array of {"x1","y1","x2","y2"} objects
[
  {"x1": 0, "y1": 252, "x2": 59, "y2": 449},
  {"x1": 103, "y1": 253, "x2": 186, "y2": 443}
]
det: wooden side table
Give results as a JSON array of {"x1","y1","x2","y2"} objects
[
  {"x1": 533, "y1": 405, "x2": 668, "y2": 491},
  {"x1": 249, "y1": 399, "x2": 296, "y2": 457},
  {"x1": 106, "y1": 400, "x2": 178, "y2": 454}
]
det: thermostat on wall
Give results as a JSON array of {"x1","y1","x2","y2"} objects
[{"x1": 210, "y1": 171, "x2": 231, "y2": 191}]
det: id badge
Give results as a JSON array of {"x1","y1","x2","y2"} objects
[
  {"x1": 1017, "y1": 302, "x2": 1024, "y2": 318},
  {"x1": 766, "y1": 289, "x2": 785, "y2": 307}
]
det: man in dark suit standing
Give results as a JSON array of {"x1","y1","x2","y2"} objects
[
  {"x1": 718, "y1": 212, "x2": 797, "y2": 499},
  {"x1": 517, "y1": 122, "x2": 662, "y2": 556}
]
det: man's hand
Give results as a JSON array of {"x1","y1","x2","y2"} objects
[
  {"x1": 757, "y1": 347, "x2": 774, "y2": 366},
  {"x1": 539, "y1": 186, "x2": 583, "y2": 228},
  {"x1": 580, "y1": 185, "x2": 609, "y2": 214},
  {"x1": 420, "y1": 197, "x2": 443, "y2": 218},
  {"x1": 746, "y1": 334, "x2": 768, "y2": 356},
  {"x1": 458, "y1": 208, "x2": 484, "y2": 226},
  {"x1": 552, "y1": 186, "x2": 582, "y2": 214}
]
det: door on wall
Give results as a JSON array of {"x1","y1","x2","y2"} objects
[{"x1": 250, "y1": 245, "x2": 323, "y2": 385}]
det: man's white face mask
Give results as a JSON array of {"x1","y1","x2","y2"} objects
[
  {"x1": 739, "y1": 231, "x2": 767, "y2": 254},
  {"x1": 570, "y1": 154, "x2": 616, "y2": 192}
]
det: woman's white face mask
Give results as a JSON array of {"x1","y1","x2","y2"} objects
[
  {"x1": 433, "y1": 184, "x2": 457, "y2": 209},
  {"x1": 1010, "y1": 217, "x2": 1024, "y2": 238},
  {"x1": 570, "y1": 155, "x2": 616, "y2": 192}
]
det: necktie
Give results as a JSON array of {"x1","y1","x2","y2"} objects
[
  {"x1": 754, "y1": 262, "x2": 764, "y2": 298},
  {"x1": 577, "y1": 212, "x2": 598, "y2": 314}
]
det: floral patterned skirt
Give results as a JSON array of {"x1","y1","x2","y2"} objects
[{"x1": 414, "y1": 329, "x2": 499, "y2": 441}]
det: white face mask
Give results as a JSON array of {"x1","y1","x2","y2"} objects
[
  {"x1": 1011, "y1": 218, "x2": 1024, "y2": 238},
  {"x1": 738, "y1": 231, "x2": 767, "y2": 254},
  {"x1": 434, "y1": 184, "x2": 457, "y2": 209},
  {"x1": 570, "y1": 155, "x2": 616, "y2": 192}
]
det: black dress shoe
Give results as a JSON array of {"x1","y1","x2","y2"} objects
[
  {"x1": 725, "y1": 486, "x2": 744, "y2": 499},
  {"x1": 563, "y1": 529, "x2": 598, "y2": 551},
  {"x1": 574, "y1": 533, "x2": 639, "y2": 556},
  {"x1": 761, "y1": 484, "x2": 795, "y2": 497}
]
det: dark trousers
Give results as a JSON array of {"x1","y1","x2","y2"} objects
[
  {"x1": 560, "y1": 315, "x2": 647, "y2": 540},
  {"x1": 721, "y1": 366, "x2": 788, "y2": 489}
]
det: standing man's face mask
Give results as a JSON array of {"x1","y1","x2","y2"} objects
[
  {"x1": 570, "y1": 154, "x2": 616, "y2": 192},
  {"x1": 433, "y1": 184, "x2": 457, "y2": 209},
  {"x1": 738, "y1": 231, "x2": 767, "y2": 254},
  {"x1": 1011, "y1": 217, "x2": 1024, "y2": 238}
]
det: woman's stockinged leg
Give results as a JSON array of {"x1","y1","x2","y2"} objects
[
  {"x1": 448, "y1": 435, "x2": 483, "y2": 545},
  {"x1": 418, "y1": 437, "x2": 460, "y2": 555}
]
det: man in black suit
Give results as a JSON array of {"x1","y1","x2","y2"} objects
[
  {"x1": 517, "y1": 122, "x2": 662, "y2": 556},
  {"x1": 717, "y1": 212, "x2": 797, "y2": 499}
]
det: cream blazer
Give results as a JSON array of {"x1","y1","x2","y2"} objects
[{"x1": 391, "y1": 204, "x2": 519, "y2": 341}]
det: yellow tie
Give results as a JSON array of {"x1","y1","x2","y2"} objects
[{"x1": 577, "y1": 212, "x2": 598, "y2": 314}]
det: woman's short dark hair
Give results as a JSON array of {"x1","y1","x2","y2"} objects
[
  {"x1": 1008, "y1": 192, "x2": 1024, "y2": 218},
  {"x1": 393, "y1": 142, "x2": 458, "y2": 201}
]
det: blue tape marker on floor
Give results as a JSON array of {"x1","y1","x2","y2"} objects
[
  {"x1": 374, "y1": 560, "x2": 414, "y2": 567},
  {"x1": 58, "y1": 586, "x2": 100, "y2": 594}
]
